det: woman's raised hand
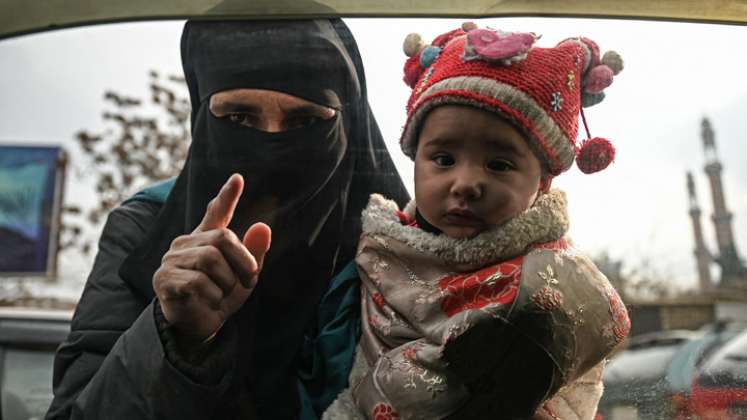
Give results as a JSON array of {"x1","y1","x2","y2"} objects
[{"x1": 153, "y1": 174, "x2": 272, "y2": 345}]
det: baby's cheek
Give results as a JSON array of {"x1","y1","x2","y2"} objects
[
  {"x1": 493, "y1": 190, "x2": 532, "y2": 225},
  {"x1": 526, "y1": 190, "x2": 540, "y2": 209},
  {"x1": 516, "y1": 180, "x2": 542, "y2": 209}
]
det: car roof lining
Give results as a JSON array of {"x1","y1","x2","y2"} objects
[{"x1": 2, "y1": 0, "x2": 747, "y2": 41}]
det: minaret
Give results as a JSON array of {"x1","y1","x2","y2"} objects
[
  {"x1": 701, "y1": 118, "x2": 745, "y2": 287},
  {"x1": 687, "y1": 172, "x2": 712, "y2": 290}
]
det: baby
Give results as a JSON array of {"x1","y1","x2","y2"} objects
[{"x1": 325, "y1": 23, "x2": 630, "y2": 420}]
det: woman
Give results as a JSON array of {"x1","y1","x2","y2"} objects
[{"x1": 46, "y1": 19, "x2": 408, "y2": 420}]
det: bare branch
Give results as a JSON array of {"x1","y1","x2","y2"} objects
[{"x1": 62, "y1": 71, "x2": 191, "y2": 254}]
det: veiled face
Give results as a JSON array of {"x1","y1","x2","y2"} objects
[{"x1": 209, "y1": 88, "x2": 337, "y2": 133}]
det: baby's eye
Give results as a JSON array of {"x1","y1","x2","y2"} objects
[
  {"x1": 487, "y1": 159, "x2": 514, "y2": 172},
  {"x1": 433, "y1": 154, "x2": 455, "y2": 167}
]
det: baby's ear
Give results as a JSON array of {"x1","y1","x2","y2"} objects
[{"x1": 539, "y1": 176, "x2": 553, "y2": 193}]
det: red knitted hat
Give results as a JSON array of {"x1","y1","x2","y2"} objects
[{"x1": 401, "y1": 23, "x2": 622, "y2": 175}]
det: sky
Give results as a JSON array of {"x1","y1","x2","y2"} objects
[{"x1": 0, "y1": 17, "x2": 745, "y2": 294}]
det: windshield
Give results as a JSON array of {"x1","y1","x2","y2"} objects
[
  {"x1": 2, "y1": 18, "x2": 746, "y2": 291},
  {"x1": 1, "y1": 15, "x2": 747, "y2": 420}
]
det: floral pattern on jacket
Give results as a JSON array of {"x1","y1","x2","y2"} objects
[{"x1": 324, "y1": 190, "x2": 629, "y2": 420}]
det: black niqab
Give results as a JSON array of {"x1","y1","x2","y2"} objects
[{"x1": 119, "y1": 19, "x2": 409, "y2": 418}]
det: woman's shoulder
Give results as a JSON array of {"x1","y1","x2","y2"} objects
[
  {"x1": 108, "y1": 199, "x2": 162, "y2": 231},
  {"x1": 99, "y1": 182, "x2": 169, "y2": 251},
  {"x1": 104, "y1": 177, "x2": 175, "y2": 236},
  {"x1": 70, "y1": 187, "x2": 166, "y2": 331},
  {"x1": 122, "y1": 176, "x2": 177, "y2": 206},
  {"x1": 94, "y1": 200, "x2": 162, "y2": 264}
]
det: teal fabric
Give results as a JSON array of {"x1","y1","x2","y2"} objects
[
  {"x1": 298, "y1": 260, "x2": 361, "y2": 419},
  {"x1": 122, "y1": 177, "x2": 177, "y2": 205}
]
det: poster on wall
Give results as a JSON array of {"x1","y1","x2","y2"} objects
[{"x1": 0, "y1": 145, "x2": 66, "y2": 278}]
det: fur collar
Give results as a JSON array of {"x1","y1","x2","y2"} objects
[{"x1": 361, "y1": 189, "x2": 569, "y2": 266}]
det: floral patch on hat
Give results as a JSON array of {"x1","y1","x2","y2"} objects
[{"x1": 462, "y1": 28, "x2": 538, "y2": 65}]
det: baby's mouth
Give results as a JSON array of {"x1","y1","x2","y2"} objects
[{"x1": 443, "y1": 208, "x2": 484, "y2": 227}]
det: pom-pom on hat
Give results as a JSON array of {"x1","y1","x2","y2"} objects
[{"x1": 400, "y1": 23, "x2": 622, "y2": 175}]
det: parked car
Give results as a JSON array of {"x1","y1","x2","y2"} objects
[
  {"x1": 598, "y1": 330, "x2": 702, "y2": 420},
  {"x1": 690, "y1": 329, "x2": 747, "y2": 420},
  {"x1": 0, "y1": 307, "x2": 72, "y2": 420},
  {"x1": 666, "y1": 321, "x2": 747, "y2": 419}
]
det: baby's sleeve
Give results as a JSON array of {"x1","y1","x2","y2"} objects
[
  {"x1": 322, "y1": 335, "x2": 469, "y2": 420},
  {"x1": 349, "y1": 337, "x2": 470, "y2": 420},
  {"x1": 535, "y1": 361, "x2": 606, "y2": 420}
]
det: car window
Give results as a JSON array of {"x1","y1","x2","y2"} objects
[
  {"x1": 1, "y1": 18, "x2": 745, "y2": 296},
  {"x1": 1, "y1": 348, "x2": 56, "y2": 420},
  {"x1": 605, "y1": 343, "x2": 686, "y2": 384},
  {"x1": 665, "y1": 336, "x2": 716, "y2": 392},
  {"x1": 663, "y1": 330, "x2": 745, "y2": 393}
]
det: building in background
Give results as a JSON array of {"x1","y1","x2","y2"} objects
[
  {"x1": 687, "y1": 171, "x2": 713, "y2": 291},
  {"x1": 687, "y1": 118, "x2": 747, "y2": 294}
]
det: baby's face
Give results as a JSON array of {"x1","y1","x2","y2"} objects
[{"x1": 414, "y1": 105, "x2": 544, "y2": 239}]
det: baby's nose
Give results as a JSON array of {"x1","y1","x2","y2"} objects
[{"x1": 450, "y1": 170, "x2": 483, "y2": 200}]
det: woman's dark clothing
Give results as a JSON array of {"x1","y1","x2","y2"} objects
[{"x1": 46, "y1": 19, "x2": 408, "y2": 420}]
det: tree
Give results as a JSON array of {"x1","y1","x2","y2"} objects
[
  {"x1": 593, "y1": 251, "x2": 680, "y2": 302},
  {"x1": 61, "y1": 71, "x2": 191, "y2": 255}
]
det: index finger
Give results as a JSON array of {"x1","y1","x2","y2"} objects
[{"x1": 194, "y1": 173, "x2": 244, "y2": 233}]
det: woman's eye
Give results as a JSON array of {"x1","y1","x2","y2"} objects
[
  {"x1": 433, "y1": 154, "x2": 455, "y2": 167},
  {"x1": 285, "y1": 115, "x2": 320, "y2": 130},
  {"x1": 227, "y1": 113, "x2": 257, "y2": 127},
  {"x1": 487, "y1": 159, "x2": 514, "y2": 171}
]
